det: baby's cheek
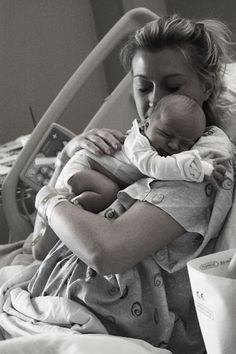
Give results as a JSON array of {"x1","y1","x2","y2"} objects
[{"x1": 148, "y1": 134, "x2": 163, "y2": 151}]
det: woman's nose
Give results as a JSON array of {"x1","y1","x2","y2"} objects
[{"x1": 148, "y1": 85, "x2": 160, "y2": 107}]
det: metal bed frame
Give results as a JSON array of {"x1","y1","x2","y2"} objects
[{"x1": 2, "y1": 8, "x2": 158, "y2": 242}]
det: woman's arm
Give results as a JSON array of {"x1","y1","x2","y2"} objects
[
  {"x1": 32, "y1": 214, "x2": 59, "y2": 260},
  {"x1": 37, "y1": 188, "x2": 184, "y2": 275}
]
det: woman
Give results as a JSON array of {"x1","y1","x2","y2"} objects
[{"x1": 3, "y1": 15, "x2": 235, "y2": 353}]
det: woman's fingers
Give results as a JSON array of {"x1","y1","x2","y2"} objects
[
  {"x1": 212, "y1": 162, "x2": 226, "y2": 181},
  {"x1": 84, "y1": 128, "x2": 125, "y2": 149},
  {"x1": 65, "y1": 128, "x2": 125, "y2": 157},
  {"x1": 212, "y1": 170, "x2": 225, "y2": 182},
  {"x1": 204, "y1": 152, "x2": 231, "y2": 162}
]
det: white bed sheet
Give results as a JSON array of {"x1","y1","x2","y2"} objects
[
  {"x1": 0, "y1": 237, "x2": 172, "y2": 353},
  {"x1": 0, "y1": 333, "x2": 171, "y2": 354}
]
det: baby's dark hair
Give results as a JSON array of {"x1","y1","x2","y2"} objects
[{"x1": 149, "y1": 94, "x2": 206, "y2": 134}]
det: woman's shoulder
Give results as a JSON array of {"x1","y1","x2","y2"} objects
[
  {"x1": 196, "y1": 125, "x2": 233, "y2": 158},
  {"x1": 203, "y1": 125, "x2": 229, "y2": 138},
  {"x1": 201, "y1": 125, "x2": 232, "y2": 147}
]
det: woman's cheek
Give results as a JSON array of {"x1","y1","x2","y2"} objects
[
  {"x1": 133, "y1": 90, "x2": 147, "y2": 119},
  {"x1": 134, "y1": 100, "x2": 145, "y2": 120},
  {"x1": 139, "y1": 101, "x2": 149, "y2": 120}
]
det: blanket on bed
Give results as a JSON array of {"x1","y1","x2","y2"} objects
[
  {"x1": 0, "y1": 239, "x2": 170, "y2": 353},
  {"x1": 0, "y1": 237, "x2": 171, "y2": 353},
  {"x1": 0, "y1": 236, "x2": 107, "y2": 338}
]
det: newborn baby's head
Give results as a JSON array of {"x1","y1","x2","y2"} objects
[{"x1": 145, "y1": 94, "x2": 206, "y2": 156}]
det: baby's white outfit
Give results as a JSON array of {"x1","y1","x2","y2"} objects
[{"x1": 55, "y1": 119, "x2": 216, "y2": 193}]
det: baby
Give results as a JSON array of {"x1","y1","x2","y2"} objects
[{"x1": 55, "y1": 94, "x2": 227, "y2": 212}]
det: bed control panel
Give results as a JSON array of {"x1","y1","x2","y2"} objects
[{"x1": 20, "y1": 123, "x2": 75, "y2": 191}]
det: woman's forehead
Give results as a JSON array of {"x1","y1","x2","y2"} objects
[{"x1": 132, "y1": 48, "x2": 193, "y2": 79}]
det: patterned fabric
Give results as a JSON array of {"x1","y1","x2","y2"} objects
[{"x1": 28, "y1": 130, "x2": 234, "y2": 353}]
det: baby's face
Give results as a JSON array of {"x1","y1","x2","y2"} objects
[{"x1": 145, "y1": 111, "x2": 202, "y2": 156}]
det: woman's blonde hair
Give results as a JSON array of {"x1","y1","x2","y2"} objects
[{"x1": 120, "y1": 14, "x2": 234, "y2": 126}]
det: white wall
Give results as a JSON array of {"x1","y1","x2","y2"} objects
[{"x1": 0, "y1": 0, "x2": 108, "y2": 143}]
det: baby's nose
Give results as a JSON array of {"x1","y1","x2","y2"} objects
[{"x1": 167, "y1": 140, "x2": 180, "y2": 152}]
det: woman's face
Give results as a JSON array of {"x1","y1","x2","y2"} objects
[{"x1": 132, "y1": 47, "x2": 210, "y2": 120}]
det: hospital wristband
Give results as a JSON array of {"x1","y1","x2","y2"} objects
[
  {"x1": 45, "y1": 195, "x2": 68, "y2": 223},
  {"x1": 36, "y1": 192, "x2": 58, "y2": 210},
  {"x1": 37, "y1": 193, "x2": 66, "y2": 222}
]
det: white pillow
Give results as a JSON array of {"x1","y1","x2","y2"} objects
[
  {"x1": 224, "y1": 63, "x2": 236, "y2": 91},
  {"x1": 214, "y1": 63, "x2": 236, "y2": 252}
]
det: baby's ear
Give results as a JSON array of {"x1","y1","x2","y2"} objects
[{"x1": 145, "y1": 119, "x2": 150, "y2": 128}]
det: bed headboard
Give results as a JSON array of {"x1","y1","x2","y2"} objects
[{"x1": 219, "y1": 63, "x2": 236, "y2": 145}]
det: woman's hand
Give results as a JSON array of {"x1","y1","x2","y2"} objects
[{"x1": 64, "y1": 128, "x2": 126, "y2": 159}]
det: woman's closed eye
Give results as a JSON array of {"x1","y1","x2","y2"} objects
[
  {"x1": 164, "y1": 78, "x2": 185, "y2": 93},
  {"x1": 167, "y1": 86, "x2": 180, "y2": 93},
  {"x1": 134, "y1": 77, "x2": 153, "y2": 94},
  {"x1": 165, "y1": 83, "x2": 183, "y2": 93},
  {"x1": 137, "y1": 85, "x2": 153, "y2": 93}
]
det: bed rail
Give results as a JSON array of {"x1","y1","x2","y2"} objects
[{"x1": 2, "y1": 8, "x2": 158, "y2": 242}]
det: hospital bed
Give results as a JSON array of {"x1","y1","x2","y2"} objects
[
  {"x1": 2, "y1": 7, "x2": 158, "y2": 244},
  {"x1": 0, "y1": 6, "x2": 236, "y2": 354}
]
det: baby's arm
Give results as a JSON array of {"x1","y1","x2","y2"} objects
[
  {"x1": 124, "y1": 132, "x2": 212, "y2": 182},
  {"x1": 125, "y1": 127, "x2": 229, "y2": 184},
  {"x1": 55, "y1": 149, "x2": 121, "y2": 212},
  {"x1": 55, "y1": 150, "x2": 92, "y2": 193}
]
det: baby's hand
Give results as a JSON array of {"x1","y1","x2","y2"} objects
[{"x1": 205, "y1": 156, "x2": 228, "y2": 189}]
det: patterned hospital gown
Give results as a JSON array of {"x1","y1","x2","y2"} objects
[{"x1": 28, "y1": 126, "x2": 234, "y2": 354}]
